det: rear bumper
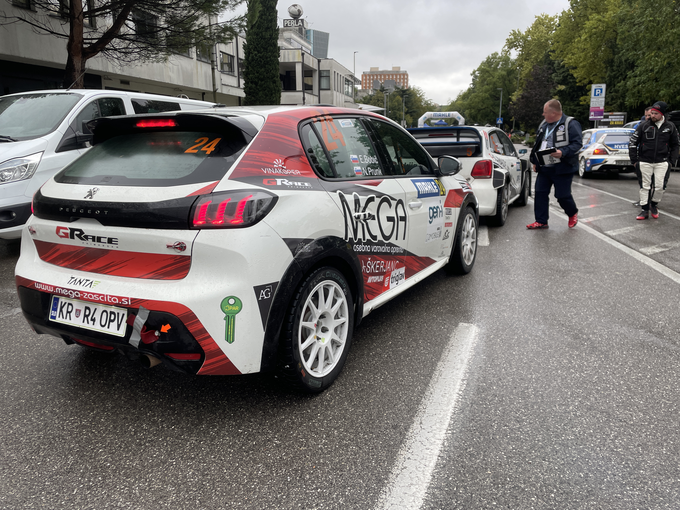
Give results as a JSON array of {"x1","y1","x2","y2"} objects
[
  {"x1": 16, "y1": 281, "x2": 236, "y2": 375},
  {"x1": 585, "y1": 156, "x2": 634, "y2": 173}
]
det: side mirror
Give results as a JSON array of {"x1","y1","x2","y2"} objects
[
  {"x1": 438, "y1": 155, "x2": 461, "y2": 176},
  {"x1": 519, "y1": 148, "x2": 527, "y2": 155}
]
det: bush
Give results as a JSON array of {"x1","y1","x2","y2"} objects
[{"x1": 524, "y1": 136, "x2": 535, "y2": 147}]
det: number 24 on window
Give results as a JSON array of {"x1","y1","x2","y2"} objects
[{"x1": 185, "y1": 137, "x2": 222, "y2": 154}]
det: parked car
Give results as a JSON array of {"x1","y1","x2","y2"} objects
[
  {"x1": 408, "y1": 125, "x2": 530, "y2": 226},
  {"x1": 15, "y1": 106, "x2": 479, "y2": 393},
  {"x1": 578, "y1": 128, "x2": 635, "y2": 177},
  {"x1": 623, "y1": 120, "x2": 641, "y2": 129},
  {"x1": 0, "y1": 89, "x2": 218, "y2": 239}
]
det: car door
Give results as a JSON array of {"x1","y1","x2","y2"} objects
[
  {"x1": 301, "y1": 116, "x2": 408, "y2": 302},
  {"x1": 364, "y1": 118, "x2": 453, "y2": 265},
  {"x1": 489, "y1": 130, "x2": 521, "y2": 196}
]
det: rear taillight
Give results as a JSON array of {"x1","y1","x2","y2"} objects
[
  {"x1": 191, "y1": 190, "x2": 278, "y2": 229},
  {"x1": 471, "y1": 159, "x2": 493, "y2": 178},
  {"x1": 592, "y1": 148, "x2": 609, "y2": 155}
]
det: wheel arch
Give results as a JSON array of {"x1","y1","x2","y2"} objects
[{"x1": 259, "y1": 236, "x2": 364, "y2": 372}]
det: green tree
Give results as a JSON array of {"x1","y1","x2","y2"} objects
[
  {"x1": 616, "y1": 0, "x2": 680, "y2": 108},
  {"x1": 508, "y1": 63, "x2": 555, "y2": 132},
  {"x1": 242, "y1": 0, "x2": 280, "y2": 105},
  {"x1": 445, "y1": 52, "x2": 518, "y2": 128},
  {"x1": 505, "y1": 14, "x2": 559, "y2": 89},
  {"x1": 0, "y1": 0, "x2": 245, "y2": 89}
]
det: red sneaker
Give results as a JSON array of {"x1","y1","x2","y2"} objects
[
  {"x1": 568, "y1": 213, "x2": 578, "y2": 228},
  {"x1": 526, "y1": 222, "x2": 549, "y2": 229}
]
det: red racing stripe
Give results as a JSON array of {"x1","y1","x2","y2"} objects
[{"x1": 34, "y1": 240, "x2": 191, "y2": 280}]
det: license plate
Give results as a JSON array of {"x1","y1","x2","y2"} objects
[
  {"x1": 49, "y1": 296, "x2": 128, "y2": 337},
  {"x1": 619, "y1": 159, "x2": 631, "y2": 165}
]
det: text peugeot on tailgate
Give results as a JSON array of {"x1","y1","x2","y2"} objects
[{"x1": 16, "y1": 106, "x2": 478, "y2": 392}]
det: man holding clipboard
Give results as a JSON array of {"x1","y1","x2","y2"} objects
[{"x1": 527, "y1": 100, "x2": 583, "y2": 229}]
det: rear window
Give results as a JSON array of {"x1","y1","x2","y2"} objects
[
  {"x1": 411, "y1": 128, "x2": 483, "y2": 158},
  {"x1": 600, "y1": 134, "x2": 631, "y2": 145},
  {"x1": 55, "y1": 130, "x2": 247, "y2": 187}
]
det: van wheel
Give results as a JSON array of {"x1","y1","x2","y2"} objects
[
  {"x1": 446, "y1": 207, "x2": 478, "y2": 275},
  {"x1": 281, "y1": 267, "x2": 354, "y2": 393},
  {"x1": 489, "y1": 184, "x2": 508, "y2": 226}
]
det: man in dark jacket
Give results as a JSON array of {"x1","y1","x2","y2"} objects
[
  {"x1": 527, "y1": 99, "x2": 583, "y2": 229},
  {"x1": 629, "y1": 100, "x2": 680, "y2": 219}
]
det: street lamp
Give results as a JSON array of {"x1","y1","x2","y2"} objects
[
  {"x1": 353, "y1": 51, "x2": 358, "y2": 102},
  {"x1": 497, "y1": 87, "x2": 503, "y2": 128}
]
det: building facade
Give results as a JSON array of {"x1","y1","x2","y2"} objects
[
  {"x1": 361, "y1": 66, "x2": 409, "y2": 91},
  {"x1": 0, "y1": 0, "x2": 357, "y2": 108}
]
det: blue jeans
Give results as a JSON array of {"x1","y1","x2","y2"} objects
[{"x1": 534, "y1": 169, "x2": 578, "y2": 224}]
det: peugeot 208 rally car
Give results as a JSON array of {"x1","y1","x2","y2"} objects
[{"x1": 15, "y1": 106, "x2": 478, "y2": 392}]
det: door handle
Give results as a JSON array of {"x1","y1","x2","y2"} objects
[{"x1": 408, "y1": 201, "x2": 423, "y2": 210}]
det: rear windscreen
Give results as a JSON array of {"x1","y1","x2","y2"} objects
[
  {"x1": 601, "y1": 134, "x2": 631, "y2": 145},
  {"x1": 421, "y1": 144, "x2": 482, "y2": 158},
  {"x1": 55, "y1": 130, "x2": 247, "y2": 186}
]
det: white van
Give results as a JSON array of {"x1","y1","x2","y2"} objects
[{"x1": 0, "y1": 89, "x2": 218, "y2": 239}]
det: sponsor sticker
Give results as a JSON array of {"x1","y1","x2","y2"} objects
[
  {"x1": 413, "y1": 178, "x2": 444, "y2": 198},
  {"x1": 384, "y1": 267, "x2": 406, "y2": 290}
]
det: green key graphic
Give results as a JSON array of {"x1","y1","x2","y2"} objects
[{"x1": 220, "y1": 296, "x2": 242, "y2": 344}]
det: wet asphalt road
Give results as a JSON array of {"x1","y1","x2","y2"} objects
[{"x1": 1, "y1": 169, "x2": 680, "y2": 509}]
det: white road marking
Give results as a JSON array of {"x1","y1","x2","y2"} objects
[
  {"x1": 376, "y1": 323, "x2": 479, "y2": 510},
  {"x1": 572, "y1": 181, "x2": 680, "y2": 221},
  {"x1": 580, "y1": 212, "x2": 630, "y2": 222},
  {"x1": 640, "y1": 241, "x2": 680, "y2": 256},
  {"x1": 478, "y1": 225, "x2": 489, "y2": 246},
  {"x1": 547, "y1": 204, "x2": 680, "y2": 285},
  {"x1": 0, "y1": 307, "x2": 23, "y2": 320},
  {"x1": 605, "y1": 226, "x2": 638, "y2": 236}
]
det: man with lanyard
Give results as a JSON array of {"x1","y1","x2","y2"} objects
[
  {"x1": 629, "y1": 100, "x2": 679, "y2": 220},
  {"x1": 527, "y1": 99, "x2": 583, "y2": 229}
]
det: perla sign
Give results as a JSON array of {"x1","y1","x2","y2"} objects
[{"x1": 283, "y1": 18, "x2": 304, "y2": 27}]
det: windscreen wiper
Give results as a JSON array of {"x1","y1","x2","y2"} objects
[{"x1": 0, "y1": 135, "x2": 18, "y2": 142}]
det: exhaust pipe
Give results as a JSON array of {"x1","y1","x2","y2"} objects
[{"x1": 139, "y1": 354, "x2": 162, "y2": 368}]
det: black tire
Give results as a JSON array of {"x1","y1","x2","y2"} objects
[
  {"x1": 280, "y1": 267, "x2": 354, "y2": 393},
  {"x1": 514, "y1": 171, "x2": 531, "y2": 207},
  {"x1": 446, "y1": 206, "x2": 478, "y2": 275},
  {"x1": 489, "y1": 184, "x2": 508, "y2": 226}
]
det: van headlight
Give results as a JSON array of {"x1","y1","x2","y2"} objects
[{"x1": 0, "y1": 152, "x2": 43, "y2": 184}]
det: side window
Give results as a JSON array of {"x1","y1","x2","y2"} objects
[
  {"x1": 581, "y1": 133, "x2": 590, "y2": 146},
  {"x1": 489, "y1": 132, "x2": 504, "y2": 155},
  {"x1": 497, "y1": 131, "x2": 516, "y2": 157},
  {"x1": 300, "y1": 124, "x2": 334, "y2": 178},
  {"x1": 368, "y1": 119, "x2": 434, "y2": 176},
  {"x1": 97, "y1": 97, "x2": 125, "y2": 117},
  {"x1": 132, "y1": 98, "x2": 182, "y2": 113},
  {"x1": 309, "y1": 116, "x2": 382, "y2": 179},
  {"x1": 73, "y1": 100, "x2": 100, "y2": 134}
]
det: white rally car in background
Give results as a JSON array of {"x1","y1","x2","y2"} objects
[
  {"x1": 15, "y1": 106, "x2": 478, "y2": 393},
  {"x1": 408, "y1": 125, "x2": 530, "y2": 226},
  {"x1": 578, "y1": 128, "x2": 635, "y2": 177}
]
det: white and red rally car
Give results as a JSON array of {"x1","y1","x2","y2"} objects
[{"x1": 15, "y1": 106, "x2": 478, "y2": 392}]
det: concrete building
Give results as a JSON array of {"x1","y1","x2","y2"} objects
[
  {"x1": 361, "y1": 66, "x2": 409, "y2": 91},
  {"x1": 0, "y1": 0, "x2": 357, "y2": 108}
]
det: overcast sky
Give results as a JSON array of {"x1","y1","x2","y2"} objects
[{"x1": 230, "y1": 0, "x2": 571, "y2": 105}]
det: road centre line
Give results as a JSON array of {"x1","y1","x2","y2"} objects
[
  {"x1": 544, "y1": 201, "x2": 680, "y2": 285},
  {"x1": 375, "y1": 323, "x2": 479, "y2": 510},
  {"x1": 572, "y1": 181, "x2": 680, "y2": 221}
]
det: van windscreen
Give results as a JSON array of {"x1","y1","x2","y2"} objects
[{"x1": 0, "y1": 93, "x2": 82, "y2": 140}]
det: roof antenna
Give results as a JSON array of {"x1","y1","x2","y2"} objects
[{"x1": 66, "y1": 69, "x2": 88, "y2": 91}]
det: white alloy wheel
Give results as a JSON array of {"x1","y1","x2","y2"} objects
[{"x1": 297, "y1": 279, "x2": 350, "y2": 378}]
